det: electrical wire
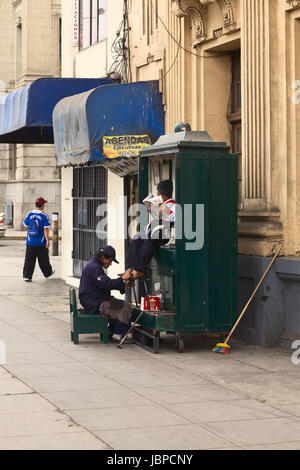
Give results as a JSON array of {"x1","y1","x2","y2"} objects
[
  {"x1": 160, "y1": 26, "x2": 182, "y2": 82},
  {"x1": 150, "y1": 0, "x2": 224, "y2": 59},
  {"x1": 107, "y1": 0, "x2": 131, "y2": 83}
]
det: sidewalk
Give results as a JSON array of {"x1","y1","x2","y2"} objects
[{"x1": 1, "y1": 240, "x2": 300, "y2": 450}]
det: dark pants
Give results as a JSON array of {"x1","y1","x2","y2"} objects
[
  {"x1": 99, "y1": 298, "x2": 132, "y2": 336},
  {"x1": 23, "y1": 245, "x2": 53, "y2": 280},
  {"x1": 126, "y1": 232, "x2": 168, "y2": 272},
  {"x1": 109, "y1": 320, "x2": 131, "y2": 336}
]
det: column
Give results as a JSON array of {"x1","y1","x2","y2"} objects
[{"x1": 239, "y1": 0, "x2": 283, "y2": 256}]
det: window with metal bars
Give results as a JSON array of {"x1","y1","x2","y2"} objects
[{"x1": 72, "y1": 165, "x2": 107, "y2": 277}]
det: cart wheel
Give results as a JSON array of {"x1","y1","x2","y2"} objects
[{"x1": 175, "y1": 335, "x2": 184, "y2": 353}]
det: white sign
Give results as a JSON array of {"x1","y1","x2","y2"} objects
[{"x1": 73, "y1": 0, "x2": 79, "y2": 46}]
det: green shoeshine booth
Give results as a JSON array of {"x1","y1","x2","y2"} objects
[{"x1": 131, "y1": 125, "x2": 238, "y2": 353}]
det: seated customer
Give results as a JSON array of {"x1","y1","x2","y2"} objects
[
  {"x1": 126, "y1": 179, "x2": 175, "y2": 279},
  {"x1": 79, "y1": 245, "x2": 133, "y2": 344}
]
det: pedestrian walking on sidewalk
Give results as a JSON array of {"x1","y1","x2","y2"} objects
[{"x1": 23, "y1": 197, "x2": 55, "y2": 282}]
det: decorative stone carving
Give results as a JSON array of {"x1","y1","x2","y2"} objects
[
  {"x1": 286, "y1": 0, "x2": 300, "y2": 9},
  {"x1": 216, "y1": 0, "x2": 237, "y2": 32},
  {"x1": 213, "y1": 27, "x2": 224, "y2": 39},
  {"x1": 171, "y1": 0, "x2": 208, "y2": 46}
]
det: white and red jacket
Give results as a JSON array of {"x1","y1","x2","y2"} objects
[{"x1": 162, "y1": 197, "x2": 176, "y2": 223}]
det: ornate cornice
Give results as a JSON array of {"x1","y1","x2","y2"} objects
[
  {"x1": 286, "y1": 0, "x2": 300, "y2": 9},
  {"x1": 171, "y1": 0, "x2": 208, "y2": 46},
  {"x1": 216, "y1": 0, "x2": 237, "y2": 32},
  {"x1": 171, "y1": 0, "x2": 237, "y2": 46}
]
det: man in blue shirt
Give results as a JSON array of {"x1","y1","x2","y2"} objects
[
  {"x1": 23, "y1": 197, "x2": 54, "y2": 282},
  {"x1": 79, "y1": 246, "x2": 133, "y2": 343}
]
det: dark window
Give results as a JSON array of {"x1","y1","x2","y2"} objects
[
  {"x1": 72, "y1": 166, "x2": 107, "y2": 278},
  {"x1": 79, "y1": 0, "x2": 107, "y2": 50},
  {"x1": 228, "y1": 50, "x2": 242, "y2": 204}
]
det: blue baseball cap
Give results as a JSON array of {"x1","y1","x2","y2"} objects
[{"x1": 100, "y1": 245, "x2": 119, "y2": 264}]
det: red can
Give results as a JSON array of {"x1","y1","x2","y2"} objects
[{"x1": 141, "y1": 295, "x2": 160, "y2": 311}]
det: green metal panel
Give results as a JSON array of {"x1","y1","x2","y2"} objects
[
  {"x1": 137, "y1": 130, "x2": 238, "y2": 344},
  {"x1": 131, "y1": 308, "x2": 175, "y2": 331},
  {"x1": 175, "y1": 153, "x2": 210, "y2": 332},
  {"x1": 209, "y1": 154, "x2": 238, "y2": 331}
]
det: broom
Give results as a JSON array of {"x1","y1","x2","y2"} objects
[{"x1": 212, "y1": 245, "x2": 282, "y2": 355}]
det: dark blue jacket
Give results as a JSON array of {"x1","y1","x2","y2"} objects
[{"x1": 79, "y1": 256, "x2": 125, "y2": 315}]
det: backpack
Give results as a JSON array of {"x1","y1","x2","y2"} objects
[{"x1": 28, "y1": 216, "x2": 41, "y2": 238}]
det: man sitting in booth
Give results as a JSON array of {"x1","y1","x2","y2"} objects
[
  {"x1": 126, "y1": 179, "x2": 175, "y2": 280},
  {"x1": 79, "y1": 246, "x2": 134, "y2": 344}
]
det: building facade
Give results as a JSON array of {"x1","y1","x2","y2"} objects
[
  {"x1": 59, "y1": 0, "x2": 300, "y2": 347},
  {"x1": 127, "y1": 0, "x2": 300, "y2": 346},
  {"x1": 60, "y1": 0, "x2": 127, "y2": 285},
  {"x1": 0, "y1": 0, "x2": 61, "y2": 229}
]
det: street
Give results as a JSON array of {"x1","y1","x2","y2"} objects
[{"x1": 0, "y1": 240, "x2": 300, "y2": 450}]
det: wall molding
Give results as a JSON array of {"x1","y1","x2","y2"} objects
[{"x1": 171, "y1": 0, "x2": 208, "y2": 46}]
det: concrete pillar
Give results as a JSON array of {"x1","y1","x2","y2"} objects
[{"x1": 238, "y1": 0, "x2": 283, "y2": 257}]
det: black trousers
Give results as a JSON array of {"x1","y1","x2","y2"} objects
[
  {"x1": 125, "y1": 232, "x2": 168, "y2": 272},
  {"x1": 23, "y1": 245, "x2": 53, "y2": 280}
]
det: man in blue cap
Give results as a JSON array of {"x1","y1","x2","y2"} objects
[{"x1": 79, "y1": 246, "x2": 133, "y2": 343}]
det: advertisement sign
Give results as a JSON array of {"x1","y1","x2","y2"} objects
[
  {"x1": 102, "y1": 135, "x2": 152, "y2": 177},
  {"x1": 103, "y1": 135, "x2": 151, "y2": 159}
]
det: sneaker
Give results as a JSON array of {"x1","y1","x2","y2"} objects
[
  {"x1": 50, "y1": 269, "x2": 55, "y2": 277},
  {"x1": 24, "y1": 278, "x2": 32, "y2": 282}
]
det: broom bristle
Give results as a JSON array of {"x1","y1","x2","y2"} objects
[{"x1": 212, "y1": 343, "x2": 231, "y2": 354}]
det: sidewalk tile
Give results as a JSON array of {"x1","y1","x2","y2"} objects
[
  {"x1": 165, "y1": 399, "x2": 289, "y2": 424},
  {"x1": 204, "y1": 417, "x2": 300, "y2": 446},
  {"x1": 269, "y1": 402, "x2": 300, "y2": 418},
  {"x1": 6, "y1": 342, "x2": 56, "y2": 354},
  {"x1": 62, "y1": 346, "x2": 150, "y2": 362},
  {"x1": 7, "y1": 362, "x2": 99, "y2": 379},
  {"x1": 0, "y1": 377, "x2": 33, "y2": 396},
  {"x1": 0, "y1": 394, "x2": 56, "y2": 414},
  {"x1": 107, "y1": 370, "x2": 208, "y2": 388},
  {"x1": 132, "y1": 384, "x2": 245, "y2": 405},
  {"x1": 245, "y1": 441, "x2": 300, "y2": 450},
  {"x1": 0, "y1": 432, "x2": 110, "y2": 450},
  {"x1": 5, "y1": 351, "x2": 75, "y2": 365},
  {"x1": 67, "y1": 405, "x2": 188, "y2": 431},
  {"x1": 173, "y1": 358, "x2": 267, "y2": 379},
  {"x1": 42, "y1": 388, "x2": 153, "y2": 411},
  {"x1": 95, "y1": 424, "x2": 234, "y2": 450},
  {"x1": 23, "y1": 374, "x2": 123, "y2": 393},
  {"x1": 0, "y1": 410, "x2": 83, "y2": 437},
  {"x1": 85, "y1": 359, "x2": 177, "y2": 375}
]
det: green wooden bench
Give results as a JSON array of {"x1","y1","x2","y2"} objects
[{"x1": 69, "y1": 288, "x2": 109, "y2": 345}]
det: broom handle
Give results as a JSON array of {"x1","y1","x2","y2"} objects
[{"x1": 224, "y1": 246, "x2": 281, "y2": 345}]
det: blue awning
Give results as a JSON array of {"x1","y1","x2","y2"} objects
[
  {"x1": 53, "y1": 80, "x2": 164, "y2": 171},
  {"x1": 0, "y1": 78, "x2": 116, "y2": 144}
]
